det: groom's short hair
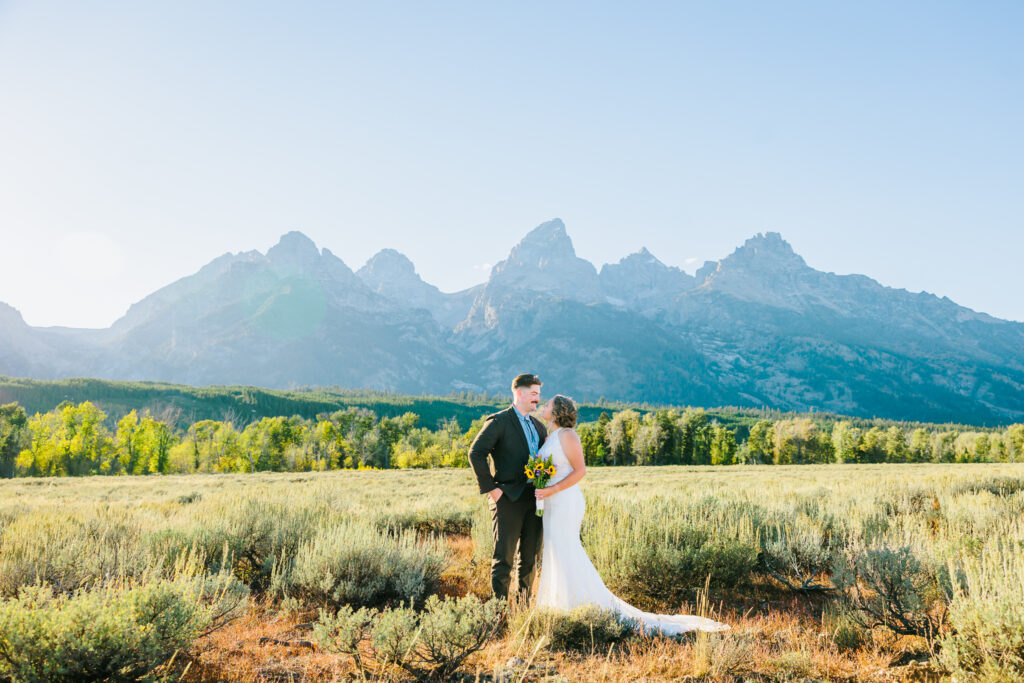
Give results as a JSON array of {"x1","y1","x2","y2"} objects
[{"x1": 512, "y1": 373, "x2": 542, "y2": 390}]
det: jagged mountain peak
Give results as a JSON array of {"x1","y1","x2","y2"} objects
[
  {"x1": 507, "y1": 218, "x2": 577, "y2": 259},
  {"x1": 617, "y1": 246, "x2": 662, "y2": 265},
  {"x1": 355, "y1": 248, "x2": 480, "y2": 329},
  {"x1": 600, "y1": 247, "x2": 696, "y2": 310},
  {"x1": 486, "y1": 218, "x2": 602, "y2": 302},
  {"x1": 723, "y1": 231, "x2": 806, "y2": 270},
  {"x1": 265, "y1": 234, "x2": 361, "y2": 282},
  {"x1": 520, "y1": 217, "x2": 569, "y2": 243},
  {"x1": 359, "y1": 248, "x2": 417, "y2": 277},
  {"x1": 267, "y1": 230, "x2": 321, "y2": 266},
  {"x1": 691, "y1": 231, "x2": 807, "y2": 294},
  {"x1": 357, "y1": 248, "x2": 433, "y2": 295}
]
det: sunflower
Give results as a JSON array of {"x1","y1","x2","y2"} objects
[
  {"x1": 525, "y1": 469, "x2": 535, "y2": 479},
  {"x1": 547, "y1": 465, "x2": 556, "y2": 476}
]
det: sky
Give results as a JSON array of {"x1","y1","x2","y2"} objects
[{"x1": 0, "y1": 1, "x2": 1021, "y2": 328}]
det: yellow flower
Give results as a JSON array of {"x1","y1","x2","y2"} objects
[
  {"x1": 548, "y1": 466, "x2": 556, "y2": 476},
  {"x1": 525, "y1": 470, "x2": 535, "y2": 479}
]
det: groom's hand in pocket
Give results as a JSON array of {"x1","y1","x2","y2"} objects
[{"x1": 488, "y1": 488, "x2": 503, "y2": 503}]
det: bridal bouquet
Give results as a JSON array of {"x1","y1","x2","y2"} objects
[{"x1": 525, "y1": 455, "x2": 557, "y2": 516}]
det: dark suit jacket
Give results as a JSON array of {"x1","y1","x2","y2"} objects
[{"x1": 469, "y1": 406, "x2": 548, "y2": 502}]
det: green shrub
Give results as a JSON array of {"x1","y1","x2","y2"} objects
[
  {"x1": 759, "y1": 513, "x2": 843, "y2": 593},
  {"x1": 691, "y1": 630, "x2": 756, "y2": 678},
  {"x1": 376, "y1": 503, "x2": 473, "y2": 536},
  {"x1": 822, "y1": 603, "x2": 869, "y2": 652},
  {"x1": 370, "y1": 602, "x2": 419, "y2": 667},
  {"x1": 583, "y1": 496, "x2": 760, "y2": 607},
  {"x1": 949, "y1": 475, "x2": 1024, "y2": 498},
  {"x1": 619, "y1": 532, "x2": 758, "y2": 609},
  {"x1": 0, "y1": 570, "x2": 246, "y2": 683},
  {"x1": 875, "y1": 485, "x2": 933, "y2": 517},
  {"x1": 516, "y1": 604, "x2": 639, "y2": 653},
  {"x1": 416, "y1": 594, "x2": 505, "y2": 677},
  {"x1": 0, "y1": 509, "x2": 145, "y2": 597},
  {"x1": 145, "y1": 497, "x2": 322, "y2": 592},
  {"x1": 938, "y1": 542, "x2": 1024, "y2": 680},
  {"x1": 832, "y1": 543, "x2": 952, "y2": 642},
  {"x1": 313, "y1": 604, "x2": 377, "y2": 672},
  {"x1": 314, "y1": 594, "x2": 504, "y2": 678},
  {"x1": 770, "y1": 650, "x2": 815, "y2": 679},
  {"x1": 271, "y1": 520, "x2": 447, "y2": 609}
]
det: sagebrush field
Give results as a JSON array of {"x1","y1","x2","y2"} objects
[{"x1": 2, "y1": 464, "x2": 1023, "y2": 681}]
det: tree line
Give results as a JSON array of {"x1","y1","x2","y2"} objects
[
  {"x1": 580, "y1": 409, "x2": 1024, "y2": 466},
  {"x1": 1, "y1": 401, "x2": 1022, "y2": 478}
]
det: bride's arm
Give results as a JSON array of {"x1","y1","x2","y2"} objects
[{"x1": 536, "y1": 429, "x2": 586, "y2": 499}]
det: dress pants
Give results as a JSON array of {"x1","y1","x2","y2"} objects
[{"x1": 488, "y1": 489, "x2": 543, "y2": 600}]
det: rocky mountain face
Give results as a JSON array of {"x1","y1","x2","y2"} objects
[
  {"x1": 356, "y1": 248, "x2": 479, "y2": 329},
  {"x1": 485, "y1": 219, "x2": 604, "y2": 303},
  {"x1": 3, "y1": 221, "x2": 1023, "y2": 424},
  {"x1": 599, "y1": 247, "x2": 696, "y2": 313}
]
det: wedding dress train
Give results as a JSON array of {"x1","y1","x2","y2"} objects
[{"x1": 534, "y1": 428, "x2": 729, "y2": 636}]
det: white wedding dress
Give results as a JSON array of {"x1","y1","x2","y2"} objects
[{"x1": 534, "y1": 428, "x2": 730, "y2": 635}]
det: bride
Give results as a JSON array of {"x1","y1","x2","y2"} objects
[{"x1": 532, "y1": 394, "x2": 729, "y2": 635}]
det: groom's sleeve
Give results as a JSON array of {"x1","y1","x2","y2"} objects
[{"x1": 468, "y1": 415, "x2": 502, "y2": 495}]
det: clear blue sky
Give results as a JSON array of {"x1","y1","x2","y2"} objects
[{"x1": 1, "y1": 1, "x2": 1021, "y2": 327}]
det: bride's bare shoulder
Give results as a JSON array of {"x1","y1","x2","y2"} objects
[{"x1": 557, "y1": 427, "x2": 582, "y2": 445}]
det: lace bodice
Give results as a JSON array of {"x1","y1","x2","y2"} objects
[{"x1": 538, "y1": 427, "x2": 574, "y2": 487}]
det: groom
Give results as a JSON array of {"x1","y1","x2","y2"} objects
[{"x1": 469, "y1": 373, "x2": 547, "y2": 601}]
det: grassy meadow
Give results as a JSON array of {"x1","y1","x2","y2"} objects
[{"x1": 1, "y1": 463, "x2": 1023, "y2": 681}]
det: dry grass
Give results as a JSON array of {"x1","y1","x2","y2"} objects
[
  {"x1": 178, "y1": 533, "x2": 942, "y2": 682},
  {"x1": 3, "y1": 464, "x2": 1021, "y2": 681},
  {"x1": 179, "y1": 598, "x2": 932, "y2": 682}
]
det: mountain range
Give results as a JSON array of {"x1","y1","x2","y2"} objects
[{"x1": 2, "y1": 218, "x2": 1022, "y2": 424}]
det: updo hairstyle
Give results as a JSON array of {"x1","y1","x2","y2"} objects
[{"x1": 551, "y1": 394, "x2": 578, "y2": 428}]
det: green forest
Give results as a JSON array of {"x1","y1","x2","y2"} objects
[{"x1": 1, "y1": 377, "x2": 1022, "y2": 477}]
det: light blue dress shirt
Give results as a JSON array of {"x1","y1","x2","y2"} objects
[{"x1": 512, "y1": 405, "x2": 539, "y2": 456}]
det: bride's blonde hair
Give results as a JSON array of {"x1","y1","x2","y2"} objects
[{"x1": 551, "y1": 395, "x2": 578, "y2": 428}]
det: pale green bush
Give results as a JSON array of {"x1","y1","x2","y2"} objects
[
  {"x1": 314, "y1": 594, "x2": 504, "y2": 678},
  {"x1": 0, "y1": 569, "x2": 246, "y2": 683},
  {"x1": 514, "y1": 604, "x2": 639, "y2": 653},
  {"x1": 759, "y1": 512, "x2": 844, "y2": 593},
  {"x1": 370, "y1": 603, "x2": 419, "y2": 667},
  {"x1": 619, "y1": 533, "x2": 757, "y2": 608},
  {"x1": 832, "y1": 543, "x2": 952, "y2": 642},
  {"x1": 375, "y1": 502, "x2": 473, "y2": 536},
  {"x1": 938, "y1": 539, "x2": 1024, "y2": 680},
  {"x1": 146, "y1": 496, "x2": 324, "y2": 591},
  {"x1": 822, "y1": 603, "x2": 869, "y2": 651},
  {"x1": 0, "y1": 508, "x2": 146, "y2": 596},
  {"x1": 584, "y1": 496, "x2": 760, "y2": 608},
  {"x1": 271, "y1": 520, "x2": 447, "y2": 609},
  {"x1": 416, "y1": 594, "x2": 505, "y2": 676},
  {"x1": 312, "y1": 604, "x2": 376, "y2": 672}
]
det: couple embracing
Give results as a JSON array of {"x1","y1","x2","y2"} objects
[{"x1": 469, "y1": 373, "x2": 729, "y2": 636}]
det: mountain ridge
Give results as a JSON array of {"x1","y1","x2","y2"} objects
[{"x1": 2, "y1": 221, "x2": 1022, "y2": 424}]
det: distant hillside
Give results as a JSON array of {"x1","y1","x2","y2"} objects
[
  {"x1": 0, "y1": 376, "x2": 997, "y2": 435},
  {"x1": 0, "y1": 376, "x2": 501, "y2": 430}
]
